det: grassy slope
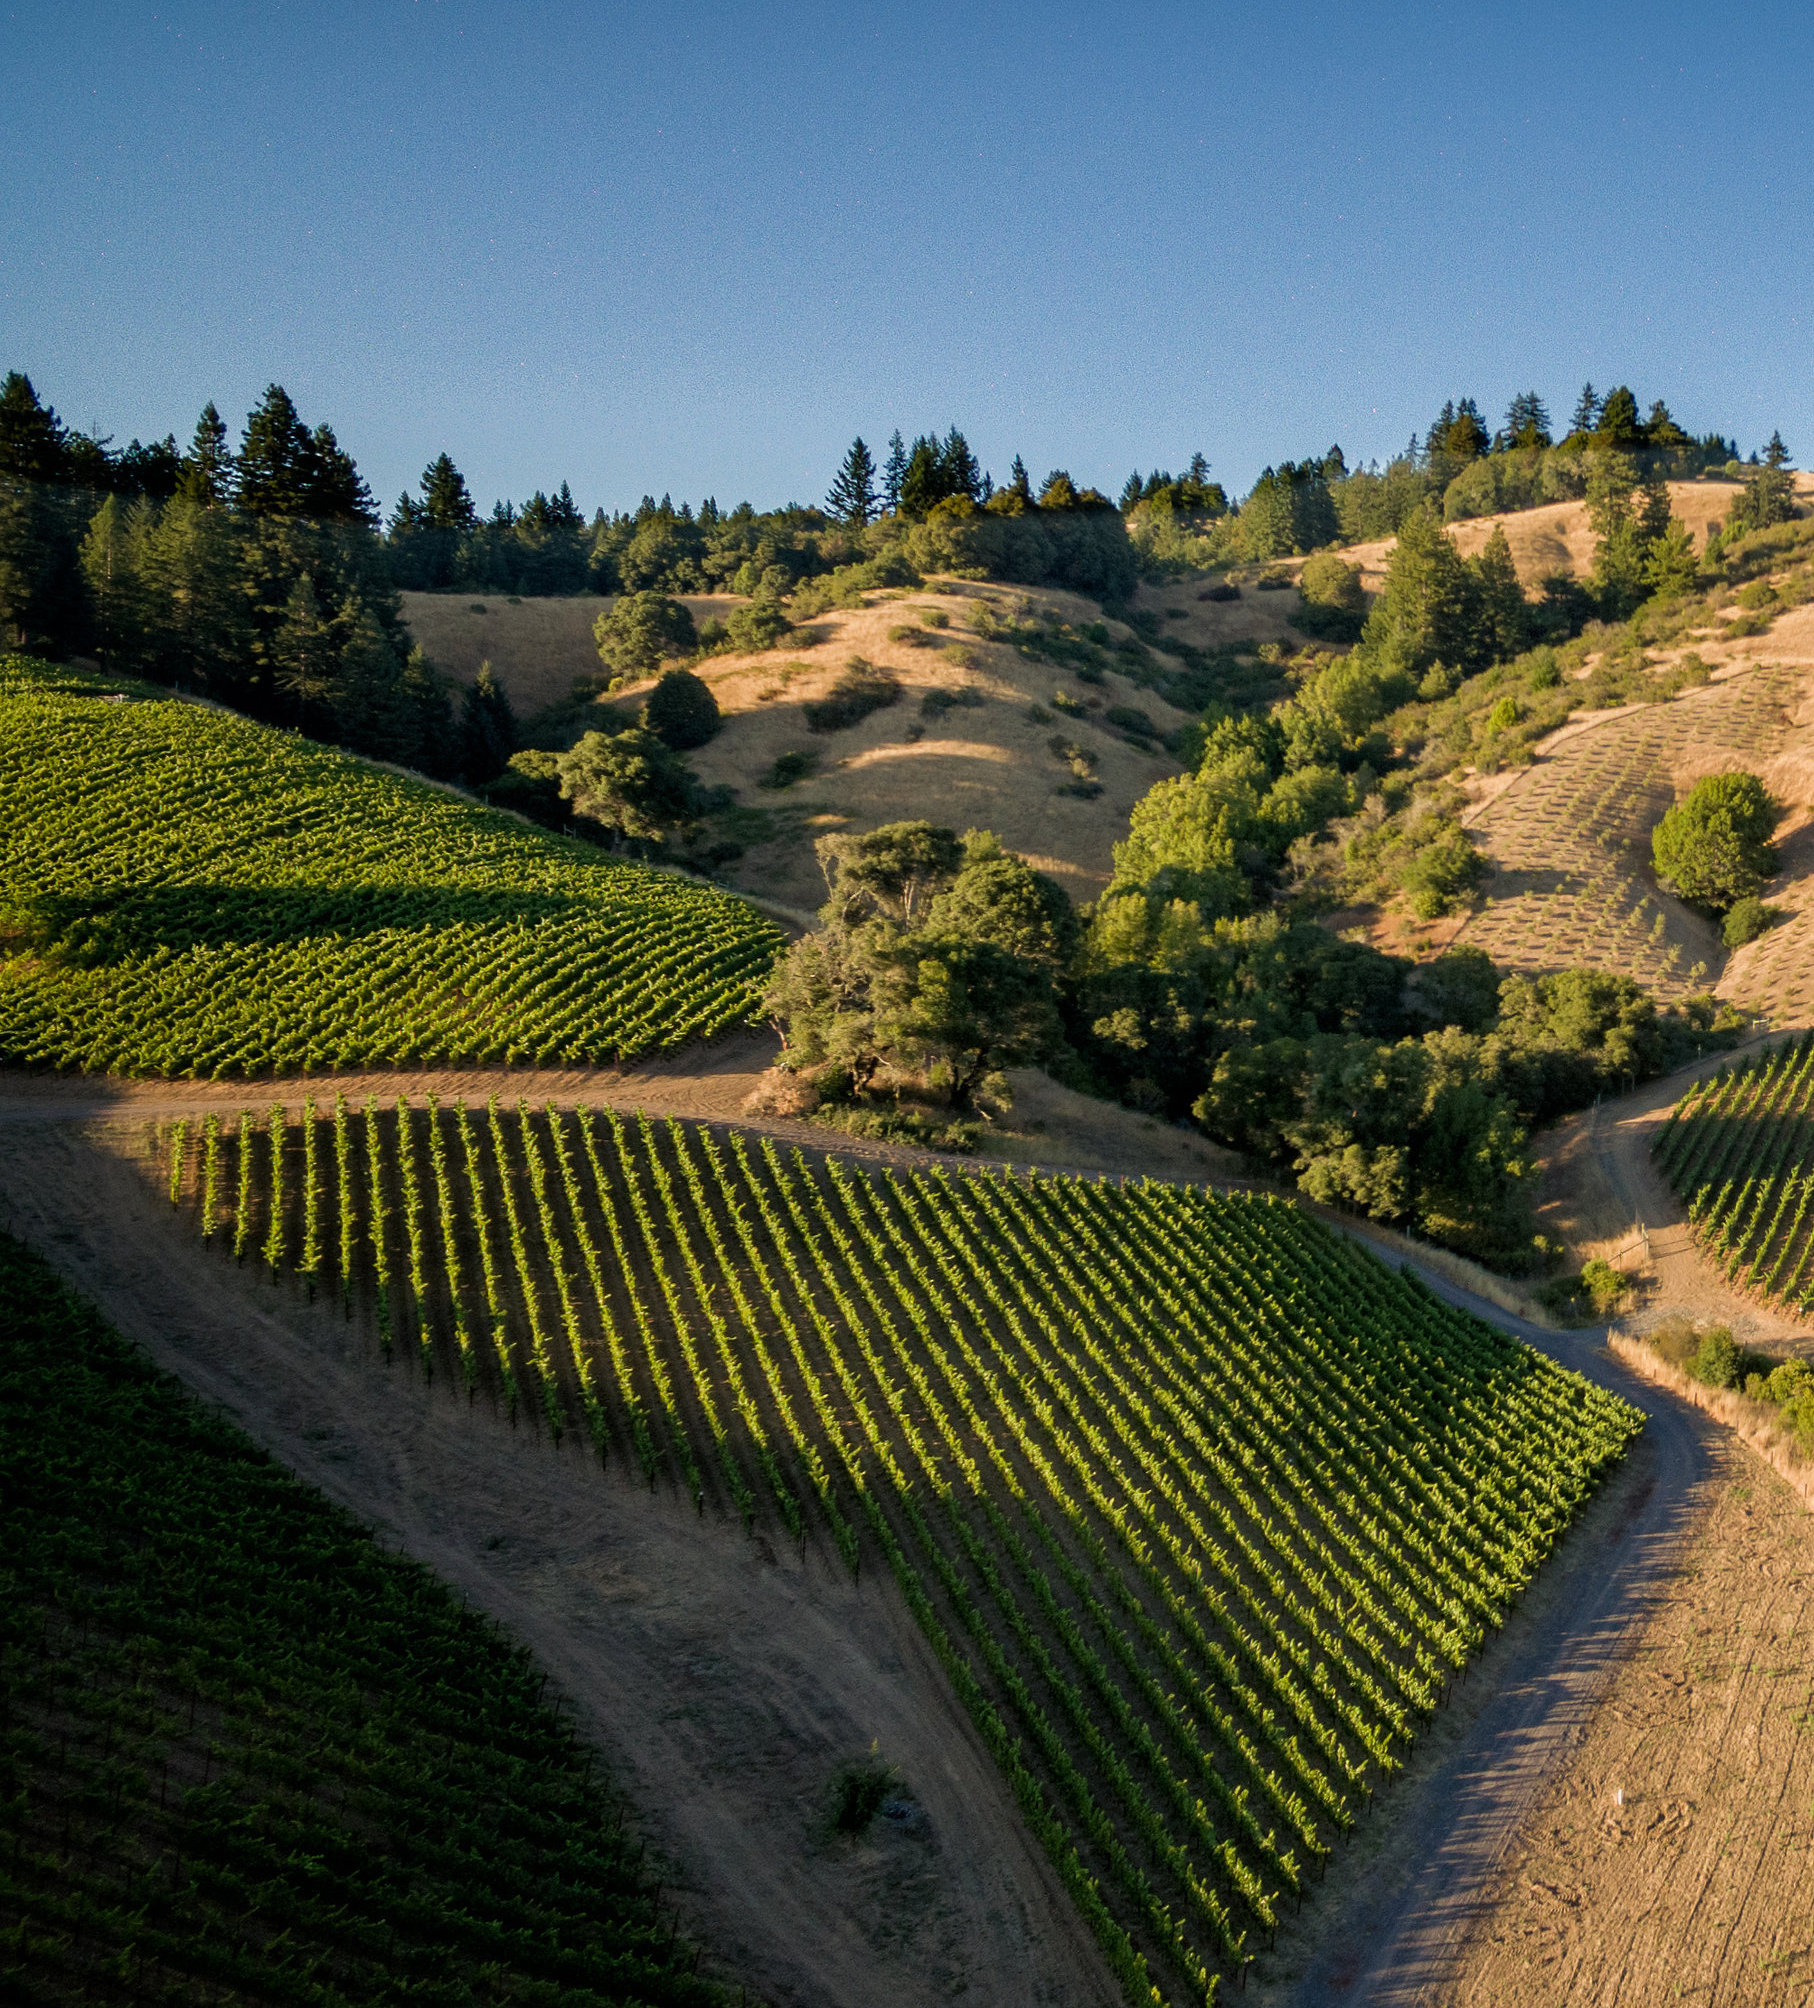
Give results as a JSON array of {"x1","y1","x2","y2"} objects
[
  {"x1": 0, "y1": 1230, "x2": 729, "y2": 2008},
  {"x1": 167, "y1": 1097, "x2": 1643, "y2": 2003},
  {"x1": 409, "y1": 580, "x2": 1301, "y2": 913},
  {"x1": 0, "y1": 655, "x2": 782, "y2": 1077}
]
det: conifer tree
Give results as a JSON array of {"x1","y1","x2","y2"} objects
[
  {"x1": 179, "y1": 403, "x2": 234, "y2": 505},
  {"x1": 271, "y1": 575, "x2": 336, "y2": 722},
  {"x1": 941, "y1": 427, "x2": 982, "y2": 501},
  {"x1": 825, "y1": 437, "x2": 879, "y2": 525},
  {"x1": 78, "y1": 494, "x2": 149, "y2": 669},
  {"x1": 1499, "y1": 391, "x2": 1551, "y2": 450},
  {"x1": 0, "y1": 372, "x2": 70, "y2": 483},
  {"x1": 898, "y1": 435, "x2": 945, "y2": 519},
  {"x1": 1470, "y1": 525, "x2": 1527, "y2": 662},
  {"x1": 421, "y1": 453, "x2": 476, "y2": 528},
  {"x1": 1570, "y1": 383, "x2": 1601, "y2": 436},
  {"x1": 1007, "y1": 454, "x2": 1033, "y2": 502},
  {"x1": 236, "y1": 386, "x2": 316, "y2": 516},
  {"x1": 881, "y1": 430, "x2": 908, "y2": 515},
  {"x1": 460, "y1": 660, "x2": 517, "y2": 783}
]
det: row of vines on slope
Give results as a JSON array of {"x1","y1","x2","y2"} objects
[
  {"x1": 0, "y1": 655, "x2": 781, "y2": 1076},
  {"x1": 0, "y1": 1231, "x2": 730, "y2": 2008},
  {"x1": 1653, "y1": 1028, "x2": 1814, "y2": 1316},
  {"x1": 162, "y1": 1100, "x2": 1641, "y2": 2005}
]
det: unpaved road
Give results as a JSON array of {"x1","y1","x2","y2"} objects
[{"x1": 0, "y1": 1050, "x2": 1772, "y2": 2007}]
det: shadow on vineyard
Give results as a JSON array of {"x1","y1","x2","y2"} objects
[
  {"x1": 0, "y1": 1233, "x2": 734, "y2": 2008},
  {"x1": 17, "y1": 882, "x2": 590, "y2": 964},
  {"x1": 156, "y1": 1096, "x2": 1644, "y2": 2002}
]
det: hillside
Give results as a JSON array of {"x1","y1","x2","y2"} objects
[
  {"x1": 0, "y1": 655, "x2": 781, "y2": 1076},
  {"x1": 150, "y1": 1095, "x2": 1641, "y2": 2003},
  {"x1": 408, "y1": 580, "x2": 1312, "y2": 912},
  {"x1": 0, "y1": 1230, "x2": 731, "y2": 2007}
]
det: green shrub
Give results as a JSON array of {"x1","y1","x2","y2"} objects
[
  {"x1": 1764, "y1": 1358, "x2": 1813, "y2": 1406},
  {"x1": 1653, "y1": 771, "x2": 1778, "y2": 912},
  {"x1": 1292, "y1": 553, "x2": 1367, "y2": 642},
  {"x1": 1051, "y1": 690, "x2": 1087, "y2": 718},
  {"x1": 1579, "y1": 1258, "x2": 1627, "y2": 1315},
  {"x1": 640, "y1": 667, "x2": 719, "y2": 750},
  {"x1": 1685, "y1": 1326, "x2": 1740, "y2": 1389},
  {"x1": 1104, "y1": 704, "x2": 1158, "y2": 739},
  {"x1": 920, "y1": 686, "x2": 985, "y2": 719},
  {"x1": 723, "y1": 596, "x2": 791, "y2": 653},
  {"x1": 592, "y1": 591, "x2": 697, "y2": 680},
  {"x1": 1722, "y1": 896, "x2": 1777, "y2": 947},
  {"x1": 1486, "y1": 695, "x2": 1522, "y2": 733},
  {"x1": 803, "y1": 660, "x2": 901, "y2": 732},
  {"x1": 759, "y1": 748, "x2": 817, "y2": 790}
]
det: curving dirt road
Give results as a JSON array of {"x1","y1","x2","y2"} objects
[{"x1": 0, "y1": 1047, "x2": 1779, "y2": 2008}]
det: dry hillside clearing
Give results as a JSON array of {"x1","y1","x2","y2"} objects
[
  {"x1": 1449, "y1": 659, "x2": 1814, "y2": 1017},
  {"x1": 411, "y1": 582, "x2": 1246, "y2": 911},
  {"x1": 1337, "y1": 478, "x2": 1750, "y2": 592}
]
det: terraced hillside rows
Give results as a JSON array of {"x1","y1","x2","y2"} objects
[
  {"x1": 1654, "y1": 1031, "x2": 1814, "y2": 1317},
  {"x1": 1455, "y1": 663, "x2": 1807, "y2": 1009},
  {"x1": 0, "y1": 656, "x2": 781, "y2": 1077},
  {"x1": 0, "y1": 1232, "x2": 730, "y2": 2008},
  {"x1": 161, "y1": 1101, "x2": 1642, "y2": 2003}
]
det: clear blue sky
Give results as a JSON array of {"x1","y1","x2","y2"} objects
[{"x1": 5, "y1": 1, "x2": 1811, "y2": 519}]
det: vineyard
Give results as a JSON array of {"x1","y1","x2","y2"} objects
[
  {"x1": 1654, "y1": 1030, "x2": 1814, "y2": 1318},
  {"x1": 0, "y1": 655, "x2": 781, "y2": 1077},
  {"x1": 1456, "y1": 663, "x2": 1805, "y2": 1010},
  {"x1": 160, "y1": 1099, "x2": 1643, "y2": 2002},
  {"x1": 0, "y1": 1231, "x2": 731, "y2": 2007}
]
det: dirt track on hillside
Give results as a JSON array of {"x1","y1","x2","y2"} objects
[
  {"x1": 5, "y1": 1046, "x2": 1802, "y2": 2006},
  {"x1": 0, "y1": 1117, "x2": 1114, "y2": 2008}
]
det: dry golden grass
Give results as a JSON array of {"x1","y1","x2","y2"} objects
[{"x1": 410, "y1": 580, "x2": 1194, "y2": 913}]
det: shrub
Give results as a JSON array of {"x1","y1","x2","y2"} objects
[
  {"x1": 1397, "y1": 823, "x2": 1488, "y2": 919},
  {"x1": 723, "y1": 596, "x2": 791, "y2": 653},
  {"x1": 593, "y1": 592, "x2": 697, "y2": 680},
  {"x1": 1579, "y1": 1257, "x2": 1627, "y2": 1316},
  {"x1": 640, "y1": 667, "x2": 719, "y2": 750},
  {"x1": 1104, "y1": 704, "x2": 1158, "y2": 740},
  {"x1": 1292, "y1": 553, "x2": 1367, "y2": 642},
  {"x1": 1764, "y1": 1358, "x2": 1813, "y2": 1406},
  {"x1": 1652, "y1": 771, "x2": 1778, "y2": 912},
  {"x1": 1200, "y1": 583, "x2": 1241, "y2": 602},
  {"x1": 759, "y1": 749, "x2": 817, "y2": 790},
  {"x1": 1722, "y1": 895, "x2": 1777, "y2": 947},
  {"x1": 1486, "y1": 695, "x2": 1522, "y2": 733},
  {"x1": 920, "y1": 686, "x2": 985, "y2": 719},
  {"x1": 1685, "y1": 1325, "x2": 1740, "y2": 1389},
  {"x1": 803, "y1": 660, "x2": 901, "y2": 732}
]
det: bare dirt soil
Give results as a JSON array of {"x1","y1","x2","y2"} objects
[
  {"x1": 1443, "y1": 1442, "x2": 1814, "y2": 2008},
  {"x1": 0, "y1": 1116, "x2": 1113, "y2": 2008}
]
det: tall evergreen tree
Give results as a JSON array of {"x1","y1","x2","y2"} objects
[
  {"x1": 898, "y1": 435, "x2": 947, "y2": 519},
  {"x1": 1570, "y1": 383, "x2": 1602, "y2": 436},
  {"x1": 1471, "y1": 526, "x2": 1527, "y2": 662},
  {"x1": 1008, "y1": 454, "x2": 1033, "y2": 502},
  {"x1": 460, "y1": 660, "x2": 518, "y2": 784},
  {"x1": 1594, "y1": 387, "x2": 1642, "y2": 448},
  {"x1": 78, "y1": 494, "x2": 149, "y2": 669},
  {"x1": 420, "y1": 452, "x2": 476, "y2": 528},
  {"x1": 271, "y1": 575, "x2": 336, "y2": 723},
  {"x1": 881, "y1": 430, "x2": 908, "y2": 515},
  {"x1": 825, "y1": 437, "x2": 879, "y2": 525},
  {"x1": 1119, "y1": 470, "x2": 1144, "y2": 510},
  {"x1": 0, "y1": 373, "x2": 69, "y2": 483},
  {"x1": 1765, "y1": 429, "x2": 1791, "y2": 469},
  {"x1": 1498, "y1": 391, "x2": 1551, "y2": 450},
  {"x1": 236, "y1": 386, "x2": 316, "y2": 517},
  {"x1": 940, "y1": 427, "x2": 982, "y2": 501},
  {"x1": 305, "y1": 424, "x2": 376, "y2": 523},
  {"x1": 178, "y1": 403, "x2": 234, "y2": 505}
]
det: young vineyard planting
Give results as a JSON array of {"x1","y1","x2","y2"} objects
[
  {"x1": 167, "y1": 1100, "x2": 1643, "y2": 2003},
  {"x1": 0, "y1": 655, "x2": 781, "y2": 1076},
  {"x1": 1653, "y1": 1030, "x2": 1814, "y2": 1316},
  {"x1": 0, "y1": 1232, "x2": 731, "y2": 2007}
]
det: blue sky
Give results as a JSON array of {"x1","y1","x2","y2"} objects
[{"x1": 5, "y1": 1, "x2": 1812, "y2": 518}]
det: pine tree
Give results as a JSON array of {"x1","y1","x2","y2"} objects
[
  {"x1": 1470, "y1": 526, "x2": 1527, "y2": 662},
  {"x1": 460, "y1": 661, "x2": 518, "y2": 783},
  {"x1": 941, "y1": 427, "x2": 982, "y2": 501},
  {"x1": 1570, "y1": 383, "x2": 1601, "y2": 436},
  {"x1": 236, "y1": 386, "x2": 316, "y2": 517},
  {"x1": 825, "y1": 437, "x2": 879, "y2": 525},
  {"x1": 421, "y1": 453, "x2": 476, "y2": 528},
  {"x1": 1765, "y1": 429, "x2": 1791, "y2": 469},
  {"x1": 271, "y1": 575, "x2": 336, "y2": 722},
  {"x1": 179, "y1": 403, "x2": 234, "y2": 505},
  {"x1": 1499, "y1": 391, "x2": 1551, "y2": 450},
  {"x1": 1008, "y1": 454, "x2": 1033, "y2": 502},
  {"x1": 1595, "y1": 387, "x2": 1642, "y2": 447},
  {"x1": 304, "y1": 424, "x2": 376, "y2": 523},
  {"x1": 0, "y1": 373, "x2": 70, "y2": 483},
  {"x1": 1119, "y1": 471, "x2": 1144, "y2": 510},
  {"x1": 332, "y1": 603, "x2": 416, "y2": 760},
  {"x1": 898, "y1": 435, "x2": 946, "y2": 519},
  {"x1": 79, "y1": 494, "x2": 149, "y2": 670},
  {"x1": 882, "y1": 430, "x2": 908, "y2": 515}
]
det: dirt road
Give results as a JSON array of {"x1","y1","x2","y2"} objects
[{"x1": 0, "y1": 1048, "x2": 1773, "y2": 2007}]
